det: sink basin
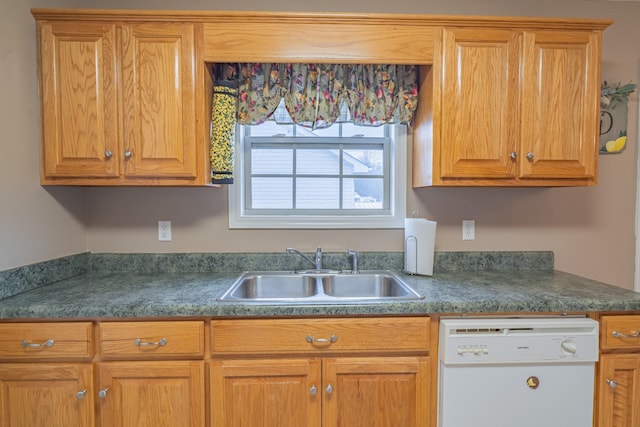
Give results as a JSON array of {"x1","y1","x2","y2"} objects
[{"x1": 217, "y1": 270, "x2": 423, "y2": 303}]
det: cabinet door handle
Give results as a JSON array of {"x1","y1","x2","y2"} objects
[
  {"x1": 98, "y1": 388, "x2": 109, "y2": 399},
  {"x1": 134, "y1": 338, "x2": 167, "y2": 347},
  {"x1": 606, "y1": 378, "x2": 617, "y2": 389},
  {"x1": 105, "y1": 150, "x2": 113, "y2": 159},
  {"x1": 305, "y1": 335, "x2": 338, "y2": 345},
  {"x1": 76, "y1": 389, "x2": 87, "y2": 400},
  {"x1": 21, "y1": 339, "x2": 55, "y2": 348},
  {"x1": 510, "y1": 152, "x2": 517, "y2": 159},
  {"x1": 310, "y1": 385, "x2": 317, "y2": 395},
  {"x1": 612, "y1": 330, "x2": 640, "y2": 339},
  {"x1": 326, "y1": 384, "x2": 334, "y2": 394},
  {"x1": 124, "y1": 150, "x2": 133, "y2": 159},
  {"x1": 526, "y1": 152, "x2": 535, "y2": 160}
]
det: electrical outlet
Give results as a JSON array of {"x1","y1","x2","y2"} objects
[
  {"x1": 462, "y1": 220, "x2": 475, "y2": 241},
  {"x1": 158, "y1": 221, "x2": 172, "y2": 241}
]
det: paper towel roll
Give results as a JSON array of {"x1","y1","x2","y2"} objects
[{"x1": 404, "y1": 218, "x2": 437, "y2": 276}]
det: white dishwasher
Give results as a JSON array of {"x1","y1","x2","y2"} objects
[{"x1": 438, "y1": 317, "x2": 599, "y2": 427}]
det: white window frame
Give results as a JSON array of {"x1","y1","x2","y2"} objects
[{"x1": 228, "y1": 124, "x2": 406, "y2": 229}]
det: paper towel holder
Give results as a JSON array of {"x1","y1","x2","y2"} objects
[{"x1": 404, "y1": 235, "x2": 418, "y2": 275}]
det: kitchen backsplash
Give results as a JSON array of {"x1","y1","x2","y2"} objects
[{"x1": 0, "y1": 251, "x2": 553, "y2": 300}]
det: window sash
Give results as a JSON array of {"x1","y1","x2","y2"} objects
[{"x1": 244, "y1": 136, "x2": 390, "y2": 215}]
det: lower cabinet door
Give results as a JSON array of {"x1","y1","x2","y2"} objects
[
  {"x1": 0, "y1": 363, "x2": 94, "y2": 427},
  {"x1": 599, "y1": 355, "x2": 640, "y2": 427},
  {"x1": 210, "y1": 358, "x2": 322, "y2": 427},
  {"x1": 97, "y1": 361, "x2": 204, "y2": 427},
  {"x1": 322, "y1": 357, "x2": 430, "y2": 427}
]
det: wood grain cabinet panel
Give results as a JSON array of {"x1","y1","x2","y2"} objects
[
  {"x1": 39, "y1": 22, "x2": 119, "y2": 180},
  {"x1": 0, "y1": 363, "x2": 94, "y2": 427},
  {"x1": 37, "y1": 20, "x2": 202, "y2": 185},
  {"x1": 211, "y1": 317, "x2": 430, "y2": 355},
  {"x1": 99, "y1": 320, "x2": 204, "y2": 360},
  {"x1": 97, "y1": 361, "x2": 205, "y2": 427},
  {"x1": 414, "y1": 25, "x2": 605, "y2": 187},
  {"x1": 598, "y1": 355, "x2": 640, "y2": 427},
  {"x1": 210, "y1": 358, "x2": 322, "y2": 427},
  {"x1": 0, "y1": 322, "x2": 93, "y2": 361}
]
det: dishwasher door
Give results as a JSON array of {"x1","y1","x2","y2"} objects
[
  {"x1": 438, "y1": 317, "x2": 599, "y2": 427},
  {"x1": 439, "y1": 363, "x2": 596, "y2": 427}
]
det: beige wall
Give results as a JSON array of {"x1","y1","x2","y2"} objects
[
  {"x1": 0, "y1": 0, "x2": 87, "y2": 271},
  {"x1": 2, "y1": 0, "x2": 639, "y2": 289}
]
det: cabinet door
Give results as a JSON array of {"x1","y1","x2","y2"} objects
[
  {"x1": 210, "y1": 358, "x2": 321, "y2": 427},
  {"x1": 0, "y1": 363, "x2": 94, "y2": 427},
  {"x1": 39, "y1": 22, "x2": 119, "y2": 179},
  {"x1": 97, "y1": 361, "x2": 204, "y2": 427},
  {"x1": 438, "y1": 28, "x2": 520, "y2": 180},
  {"x1": 322, "y1": 357, "x2": 430, "y2": 427},
  {"x1": 599, "y1": 355, "x2": 640, "y2": 427},
  {"x1": 520, "y1": 30, "x2": 600, "y2": 180},
  {"x1": 120, "y1": 23, "x2": 197, "y2": 180}
]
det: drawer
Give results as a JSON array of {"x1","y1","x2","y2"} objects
[
  {"x1": 601, "y1": 315, "x2": 640, "y2": 351},
  {"x1": 100, "y1": 321, "x2": 205, "y2": 360},
  {"x1": 0, "y1": 322, "x2": 93, "y2": 361},
  {"x1": 211, "y1": 317, "x2": 430, "y2": 355}
]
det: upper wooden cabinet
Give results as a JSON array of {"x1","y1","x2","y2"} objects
[
  {"x1": 414, "y1": 25, "x2": 606, "y2": 187},
  {"x1": 33, "y1": 10, "x2": 610, "y2": 187},
  {"x1": 36, "y1": 19, "x2": 204, "y2": 185}
]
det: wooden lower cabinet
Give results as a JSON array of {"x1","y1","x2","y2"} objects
[
  {"x1": 97, "y1": 361, "x2": 205, "y2": 427},
  {"x1": 598, "y1": 355, "x2": 640, "y2": 427},
  {"x1": 0, "y1": 363, "x2": 94, "y2": 427},
  {"x1": 210, "y1": 356, "x2": 430, "y2": 427}
]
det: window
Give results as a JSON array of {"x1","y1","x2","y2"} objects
[{"x1": 229, "y1": 102, "x2": 406, "y2": 229}]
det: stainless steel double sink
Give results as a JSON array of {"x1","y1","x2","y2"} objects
[{"x1": 217, "y1": 270, "x2": 423, "y2": 304}]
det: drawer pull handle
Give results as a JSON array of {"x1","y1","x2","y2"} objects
[
  {"x1": 98, "y1": 388, "x2": 109, "y2": 399},
  {"x1": 612, "y1": 330, "x2": 640, "y2": 339},
  {"x1": 76, "y1": 389, "x2": 87, "y2": 400},
  {"x1": 606, "y1": 378, "x2": 618, "y2": 389},
  {"x1": 134, "y1": 338, "x2": 167, "y2": 347},
  {"x1": 305, "y1": 335, "x2": 338, "y2": 345},
  {"x1": 21, "y1": 339, "x2": 55, "y2": 348}
]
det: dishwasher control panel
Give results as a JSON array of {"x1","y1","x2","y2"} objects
[{"x1": 440, "y1": 317, "x2": 599, "y2": 365}]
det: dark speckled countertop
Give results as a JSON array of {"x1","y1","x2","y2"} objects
[{"x1": 1, "y1": 250, "x2": 640, "y2": 318}]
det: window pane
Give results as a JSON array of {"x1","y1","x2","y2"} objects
[
  {"x1": 249, "y1": 121, "x2": 294, "y2": 137},
  {"x1": 252, "y1": 148, "x2": 293, "y2": 174},
  {"x1": 347, "y1": 178, "x2": 384, "y2": 209},
  {"x1": 297, "y1": 178, "x2": 339, "y2": 209},
  {"x1": 344, "y1": 148, "x2": 383, "y2": 175},
  {"x1": 297, "y1": 149, "x2": 340, "y2": 175},
  {"x1": 341, "y1": 123, "x2": 385, "y2": 137},
  {"x1": 251, "y1": 177, "x2": 292, "y2": 209}
]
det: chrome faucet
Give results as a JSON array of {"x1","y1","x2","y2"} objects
[
  {"x1": 286, "y1": 247, "x2": 323, "y2": 271},
  {"x1": 348, "y1": 248, "x2": 359, "y2": 274}
]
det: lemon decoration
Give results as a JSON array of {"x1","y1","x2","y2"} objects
[{"x1": 601, "y1": 130, "x2": 628, "y2": 153}]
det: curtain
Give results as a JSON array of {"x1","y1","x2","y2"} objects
[
  {"x1": 214, "y1": 63, "x2": 419, "y2": 128},
  {"x1": 210, "y1": 63, "x2": 419, "y2": 184}
]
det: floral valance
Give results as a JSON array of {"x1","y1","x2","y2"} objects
[{"x1": 213, "y1": 63, "x2": 419, "y2": 128}]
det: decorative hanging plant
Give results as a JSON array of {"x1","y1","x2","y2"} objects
[
  {"x1": 600, "y1": 81, "x2": 636, "y2": 109},
  {"x1": 599, "y1": 81, "x2": 636, "y2": 154}
]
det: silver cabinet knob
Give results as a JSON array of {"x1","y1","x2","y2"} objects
[
  {"x1": 310, "y1": 385, "x2": 317, "y2": 395},
  {"x1": 124, "y1": 150, "x2": 133, "y2": 159},
  {"x1": 606, "y1": 378, "x2": 617, "y2": 389},
  {"x1": 510, "y1": 152, "x2": 517, "y2": 159},
  {"x1": 526, "y1": 152, "x2": 535, "y2": 160},
  {"x1": 76, "y1": 389, "x2": 87, "y2": 400},
  {"x1": 98, "y1": 388, "x2": 109, "y2": 399},
  {"x1": 105, "y1": 150, "x2": 113, "y2": 159},
  {"x1": 326, "y1": 384, "x2": 333, "y2": 394}
]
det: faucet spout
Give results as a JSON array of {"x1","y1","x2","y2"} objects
[{"x1": 286, "y1": 247, "x2": 323, "y2": 271}]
